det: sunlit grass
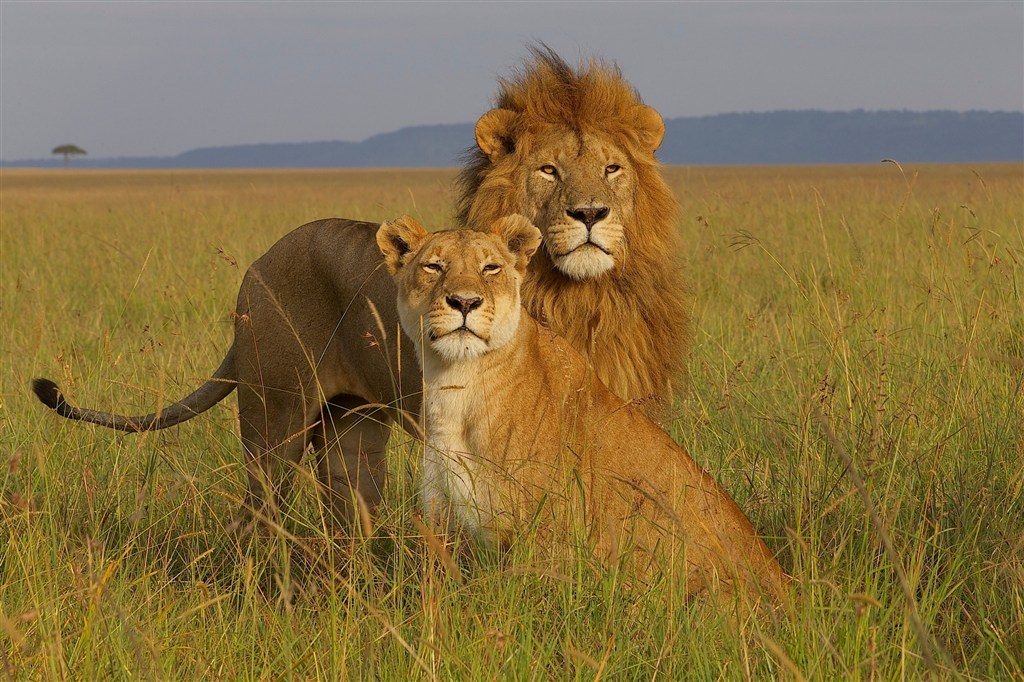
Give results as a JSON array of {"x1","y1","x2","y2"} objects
[{"x1": 1, "y1": 164, "x2": 1021, "y2": 678}]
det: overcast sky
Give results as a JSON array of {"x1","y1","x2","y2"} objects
[{"x1": 1, "y1": 1, "x2": 1021, "y2": 160}]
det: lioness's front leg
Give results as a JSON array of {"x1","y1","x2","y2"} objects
[{"x1": 314, "y1": 398, "x2": 391, "y2": 534}]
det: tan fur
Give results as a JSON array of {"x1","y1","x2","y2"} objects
[
  {"x1": 32, "y1": 47, "x2": 690, "y2": 530},
  {"x1": 457, "y1": 47, "x2": 691, "y2": 414},
  {"x1": 35, "y1": 218, "x2": 413, "y2": 529},
  {"x1": 380, "y1": 216, "x2": 786, "y2": 602}
]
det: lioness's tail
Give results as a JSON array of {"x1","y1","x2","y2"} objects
[{"x1": 32, "y1": 348, "x2": 237, "y2": 432}]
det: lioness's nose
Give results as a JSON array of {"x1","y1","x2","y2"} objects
[
  {"x1": 446, "y1": 294, "x2": 483, "y2": 315},
  {"x1": 567, "y1": 206, "x2": 609, "y2": 229}
]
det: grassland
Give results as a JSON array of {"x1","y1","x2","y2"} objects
[{"x1": 1, "y1": 163, "x2": 1021, "y2": 679}]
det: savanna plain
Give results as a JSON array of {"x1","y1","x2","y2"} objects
[{"x1": 1, "y1": 164, "x2": 1021, "y2": 679}]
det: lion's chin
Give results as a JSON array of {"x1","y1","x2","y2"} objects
[
  {"x1": 553, "y1": 245, "x2": 616, "y2": 281},
  {"x1": 429, "y1": 329, "x2": 490, "y2": 363}
]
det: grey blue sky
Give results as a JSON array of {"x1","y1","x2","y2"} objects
[{"x1": 1, "y1": 1, "x2": 1021, "y2": 160}]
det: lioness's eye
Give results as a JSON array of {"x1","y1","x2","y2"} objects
[
  {"x1": 482, "y1": 263, "x2": 501, "y2": 274},
  {"x1": 605, "y1": 164, "x2": 622, "y2": 175},
  {"x1": 538, "y1": 165, "x2": 557, "y2": 176},
  {"x1": 422, "y1": 262, "x2": 444, "y2": 273}
]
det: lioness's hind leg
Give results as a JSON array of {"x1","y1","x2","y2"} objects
[
  {"x1": 235, "y1": 385, "x2": 314, "y2": 531},
  {"x1": 313, "y1": 397, "x2": 392, "y2": 535}
]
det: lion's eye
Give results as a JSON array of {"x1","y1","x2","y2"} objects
[
  {"x1": 482, "y1": 263, "x2": 502, "y2": 275},
  {"x1": 605, "y1": 164, "x2": 622, "y2": 175},
  {"x1": 538, "y1": 165, "x2": 557, "y2": 177},
  {"x1": 422, "y1": 262, "x2": 444, "y2": 273}
]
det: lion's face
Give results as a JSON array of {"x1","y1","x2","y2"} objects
[
  {"x1": 469, "y1": 105, "x2": 665, "y2": 282},
  {"x1": 377, "y1": 215, "x2": 542, "y2": 363},
  {"x1": 519, "y1": 128, "x2": 637, "y2": 280}
]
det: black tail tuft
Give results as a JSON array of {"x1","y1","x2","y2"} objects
[{"x1": 33, "y1": 378, "x2": 71, "y2": 416}]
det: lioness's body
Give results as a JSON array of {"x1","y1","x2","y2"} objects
[
  {"x1": 35, "y1": 217, "x2": 414, "y2": 519},
  {"x1": 380, "y1": 217, "x2": 787, "y2": 601},
  {"x1": 231, "y1": 218, "x2": 416, "y2": 514}
]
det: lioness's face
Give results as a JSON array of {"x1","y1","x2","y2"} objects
[
  {"x1": 377, "y1": 215, "x2": 542, "y2": 363},
  {"x1": 473, "y1": 106, "x2": 665, "y2": 282}
]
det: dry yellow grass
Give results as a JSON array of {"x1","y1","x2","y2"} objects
[{"x1": 1, "y1": 163, "x2": 1021, "y2": 678}]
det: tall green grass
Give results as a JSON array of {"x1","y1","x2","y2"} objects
[{"x1": 1, "y1": 165, "x2": 1020, "y2": 678}]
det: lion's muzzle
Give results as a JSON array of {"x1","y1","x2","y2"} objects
[
  {"x1": 566, "y1": 206, "x2": 609, "y2": 229},
  {"x1": 546, "y1": 210, "x2": 621, "y2": 280}
]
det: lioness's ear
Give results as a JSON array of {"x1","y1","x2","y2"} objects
[
  {"x1": 475, "y1": 108, "x2": 518, "y2": 161},
  {"x1": 633, "y1": 105, "x2": 665, "y2": 152},
  {"x1": 377, "y1": 216, "x2": 429, "y2": 275},
  {"x1": 492, "y1": 214, "x2": 542, "y2": 272}
]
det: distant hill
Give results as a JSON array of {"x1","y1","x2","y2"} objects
[
  {"x1": 660, "y1": 110, "x2": 1023, "y2": 165},
  {"x1": 4, "y1": 110, "x2": 1021, "y2": 169}
]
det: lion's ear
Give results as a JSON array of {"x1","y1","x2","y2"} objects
[
  {"x1": 475, "y1": 109, "x2": 518, "y2": 161},
  {"x1": 377, "y1": 216, "x2": 429, "y2": 274},
  {"x1": 633, "y1": 105, "x2": 665, "y2": 152},
  {"x1": 492, "y1": 214, "x2": 542, "y2": 272}
]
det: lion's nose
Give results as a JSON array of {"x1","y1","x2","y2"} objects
[
  {"x1": 566, "y1": 206, "x2": 610, "y2": 230},
  {"x1": 446, "y1": 294, "x2": 483, "y2": 315}
]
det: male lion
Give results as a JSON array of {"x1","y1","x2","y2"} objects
[
  {"x1": 32, "y1": 48, "x2": 690, "y2": 529},
  {"x1": 458, "y1": 47, "x2": 690, "y2": 409},
  {"x1": 377, "y1": 214, "x2": 785, "y2": 601}
]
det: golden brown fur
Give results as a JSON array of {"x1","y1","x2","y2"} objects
[
  {"x1": 457, "y1": 47, "x2": 691, "y2": 416},
  {"x1": 379, "y1": 215, "x2": 786, "y2": 602}
]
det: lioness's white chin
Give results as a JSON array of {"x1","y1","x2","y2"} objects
[
  {"x1": 553, "y1": 246, "x2": 616, "y2": 280},
  {"x1": 430, "y1": 331, "x2": 490, "y2": 362}
]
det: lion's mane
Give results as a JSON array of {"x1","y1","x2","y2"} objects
[{"x1": 455, "y1": 47, "x2": 691, "y2": 414}]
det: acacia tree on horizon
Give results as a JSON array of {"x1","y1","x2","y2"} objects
[{"x1": 52, "y1": 144, "x2": 87, "y2": 168}]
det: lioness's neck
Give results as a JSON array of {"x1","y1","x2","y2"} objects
[
  {"x1": 413, "y1": 314, "x2": 538, "y2": 501},
  {"x1": 415, "y1": 316, "x2": 534, "y2": 392}
]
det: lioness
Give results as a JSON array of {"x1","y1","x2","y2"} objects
[
  {"x1": 33, "y1": 48, "x2": 690, "y2": 529},
  {"x1": 378, "y1": 214, "x2": 786, "y2": 600}
]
